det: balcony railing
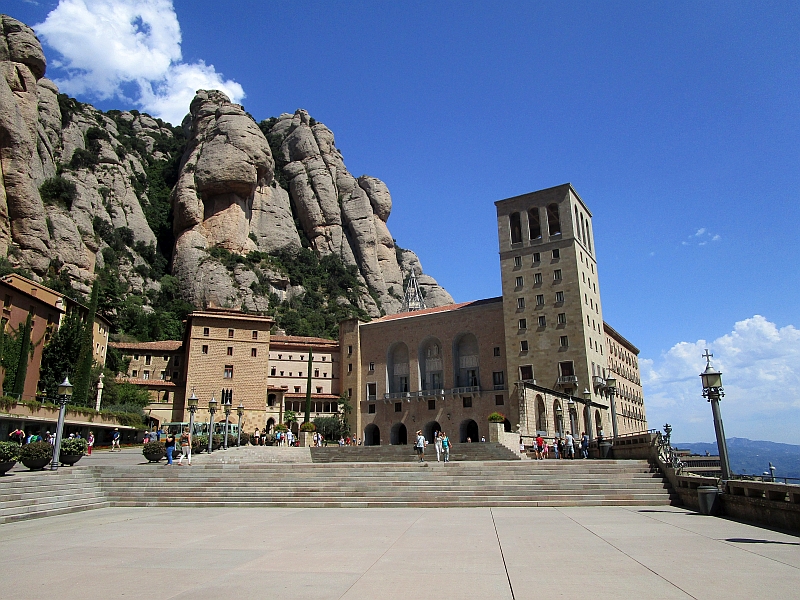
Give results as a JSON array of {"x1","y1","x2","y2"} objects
[
  {"x1": 450, "y1": 386, "x2": 480, "y2": 394},
  {"x1": 593, "y1": 375, "x2": 605, "y2": 387},
  {"x1": 417, "y1": 389, "x2": 445, "y2": 397},
  {"x1": 557, "y1": 375, "x2": 578, "y2": 386},
  {"x1": 384, "y1": 391, "x2": 411, "y2": 399},
  {"x1": 367, "y1": 395, "x2": 376, "y2": 402}
]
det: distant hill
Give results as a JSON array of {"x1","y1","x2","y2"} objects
[{"x1": 675, "y1": 438, "x2": 800, "y2": 480}]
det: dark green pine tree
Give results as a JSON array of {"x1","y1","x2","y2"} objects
[
  {"x1": 11, "y1": 312, "x2": 33, "y2": 398},
  {"x1": 71, "y1": 280, "x2": 100, "y2": 407},
  {"x1": 39, "y1": 310, "x2": 83, "y2": 399}
]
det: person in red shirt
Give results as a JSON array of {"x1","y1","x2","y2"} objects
[{"x1": 535, "y1": 435, "x2": 545, "y2": 460}]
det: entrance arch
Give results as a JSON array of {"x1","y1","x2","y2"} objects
[
  {"x1": 423, "y1": 421, "x2": 441, "y2": 444},
  {"x1": 460, "y1": 419, "x2": 479, "y2": 443},
  {"x1": 536, "y1": 395, "x2": 547, "y2": 433},
  {"x1": 266, "y1": 418, "x2": 275, "y2": 434},
  {"x1": 364, "y1": 423, "x2": 381, "y2": 446},
  {"x1": 390, "y1": 422, "x2": 408, "y2": 445},
  {"x1": 503, "y1": 419, "x2": 512, "y2": 432}
]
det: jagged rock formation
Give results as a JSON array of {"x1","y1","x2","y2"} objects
[{"x1": 0, "y1": 14, "x2": 452, "y2": 331}]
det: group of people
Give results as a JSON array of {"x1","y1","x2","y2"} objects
[
  {"x1": 337, "y1": 436, "x2": 360, "y2": 446},
  {"x1": 8, "y1": 427, "x2": 96, "y2": 454},
  {"x1": 527, "y1": 432, "x2": 591, "y2": 460},
  {"x1": 414, "y1": 430, "x2": 452, "y2": 463}
]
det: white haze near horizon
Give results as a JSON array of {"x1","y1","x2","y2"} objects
[
  {"x1": 34, "y1": 0, "x2": 244, "y2": 125},
  {"x1": 641, "y1": 315, "x2": 800, "y2": 445}
]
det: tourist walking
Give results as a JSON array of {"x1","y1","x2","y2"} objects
[
  {"x1": 111, "y1": 428, "x2": 121, "y2": 451},
  {"x1": 441, "y1": 432, "x2": 450, "y2": 462},
  {"x1": 165, "y1": 432, "x2": 175, "y2": 465},
  {"x1": 253, "y1": 428, "x2": 260, "y2": 446},
  {"x1": 415, "y1": 430, "x2": 426, "y2": 462},
  {"x1": 434, "y1": 431, "x2": 443, "y2": 462},
  {"x1": 535, "y1": 434, "x2": 544, "y2": 460},
  {"x1": 178, "y1": 427, "x2": 191, "y2": 465},
  {"x1": 555, "y1": 437, "x2": 563, "y2": 459},
  {"x1": 87, "y1": 431, "x2": 94, "y2": 455},
  {"x1": 565, "y1": 432, "x2": 575, "y2": 459},
  {"x1": 581, "y1": 432, "x2": 589, "y2": 459}
]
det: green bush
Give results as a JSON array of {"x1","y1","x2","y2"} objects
[
  {"x1": 238, "y1": 431, "x2": 251, "y2": 446},
  {"x1": 273, "y1": 424, "x2": 288, "y2": 432},
  {"x1": 487, "y1": 412, "x2": 506, "y2": 423},
  {"x1": 142, "y1": 441, "x2": 165, "y2": 456},
  {"x1": 0, "y1": 441, "x2": 20, "y2": 463},
  {"x1": 39, "y1": 176, "x2": 78, "y2": 210},
  {"x1": 19, "y1": 441, "x2": 53, "y2": 461},
  {"x1": 60, "y1": 438, "x2": 88, "y2": 456},
  {"x1": 69, "y1": 148, "x2": 99, "y2": 170},
  {"x1": 300, "y1": 421, "x2": 316, "y2": 432},
  {"x1": 211, "y1": 435, "x2": 222, "y2": 450},
  {"x1": 193, "y1": 435, "x2": 208, "y2": 452}
]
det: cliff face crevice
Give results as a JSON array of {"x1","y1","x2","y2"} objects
[{"x1": 0, "y1": 14, "x2": 452, "y2": 333}]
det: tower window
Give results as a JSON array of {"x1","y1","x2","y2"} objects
[
  {"x1": 518, "y1": 319, "x2": 527, "y2": 330},
  {"x1": 534, "y1": 273, "x2": 542, "y2": 284},
  {"x1": 536, "y1": 294, "x2": 545, "y2": 306},
  {"x1": 528, "y1": 208, "x2": 542, "y2": 239},
  {"x1": 520, "y1": 340, "x2": 529, "y2": 352},
  {"x1": 510, "y1": 212, "x2": 522, "y2": 244},
  {"x1": 227, "y1": 347, "x2": 233, "y2": 356},
  {"x1": 538, "y1": 316, "x2": 546, "y2": 327},
  {"x1": 555, "y1": 291, "x2": 564, "y2": 303},
  {"x1": 224, "y1": 365, "x2": 234, "y2": 378},
  {"x1": 552, "y1": 249, "x2": 560, "y2": 259},
  {"x1": 517, "y1": 298, "x2": 525, "y2": 309},
  {"x1": 515, "y1": 276, "x2": 523, "y2": 288},
  {"x1": 493, "y1": 347, "x2": 501, "y2": 357},
  {"x1": 557, "y1": 313, "x2": 566, "y2": 324},
  {"x1": 532, "y1": 252, "x2": 540, "y2": 263},
  {"x1": 202, "y1": 345, "x2": 209, "y2": 354},
  {"x1": 228, "y1": 329, "x2": 235, "y2": 338},
  {"x1": 368, "y1": 404, "x2": 376, "y2": 414},
  {"x1": 560, "y1": 336, "x2": 569, "y2": 348},
  {"x1": 203, "y1": 327, "x2": 209, "y2": 337},
  {"x1": 547, "y1": 203, "x2": 561, "y2": 236},
  {"x1": 553, "y1": 269, "x2": 562, "y2": 281},
  {"x1": 514, "y1": 256, "x2": 522, "y2": 267}
]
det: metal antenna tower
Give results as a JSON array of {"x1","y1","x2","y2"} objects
[{"x1": 402, "y1": 269, "x2": 426, "y2": 312}]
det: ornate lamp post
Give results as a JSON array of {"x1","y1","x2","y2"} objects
[
  {"x1": 582, "y1": 388, "x2": 593, "y2": 438},
  {"x1": 554, "y1": 404, "x2": 563, "y2": 437},
  {"x1": 187, "y1": 388, "x2": 198, "y2": 442},
  {"x1": 51, "y1": 376, "x2": 73, "y2": 471},
  {"x1": 700, "y1": 350, "x2": 731, "y2": 480},
  {"x1": 567, "y1": 397, "x2": 577, "y2": 434},
  {"x1": 236, "y1": 403, "x2": 244, "y2": 446},
  {"x1": 605, "y1": 376, "x2": 619, "y2": 439},
  {"x1": 207, "y1": 396, "x2": 217, "y2": 454},
  {"x1": 223, "y1": 396, "x2": 232, "y2": 450}
]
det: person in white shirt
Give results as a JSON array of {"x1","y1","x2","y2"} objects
[
  {"x1": 434, "y1": 431, "x2": 443, "y2": 462},
  {"x1": 415, "y1": 430, "x2": 426, "y2": 462}
]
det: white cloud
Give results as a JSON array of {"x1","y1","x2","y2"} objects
[
  {"x1": 682, "y1": 227, "x2": 721, "y2": 247},
  {"x1": 642, "y1": 316, "x2": 800, "y2": 444},
  {"x1": 695, "y1": 228, "x2": 706, "y2": 236},
  {"x1": 35, "y1": 0, "x2": 245, "y2": 124}
]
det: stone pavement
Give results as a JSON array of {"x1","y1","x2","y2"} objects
[{"x1": 1, "y1": 505, "x2": 797, "y2": 599}]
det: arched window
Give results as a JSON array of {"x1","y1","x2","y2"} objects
[
  {"x1": 536, "y1": 395, "x2": 547, "y2": 433},
  {"x1": 419, "y1": 337, "x2": 444, "y2": 391},
  {"x1": 586, "y1": 223, "x2": 592, "y2": 253},
  {"x1": 510, "y1": 212, "x2": 522, "y2": 244},
  {"x1": 454, "y1": 333, "x2": 479, "y2": 388},
  {"x1": 388, "y1": 342, "x2": 409, "y2": 393},
  {"x1": 547, "y1": 203, "x2": 561, "y2": 236},
  {"x1": 528, "y1": 208, "x2": 542, "y2": 239},
  {"x1": 575, "y1": 207, "x2": 582, "y2": 242}
]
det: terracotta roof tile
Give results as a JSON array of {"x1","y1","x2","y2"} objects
[
  {"x1": 110, "y1": 340, "x2": 184, "y2": 352},
  {"x1": 373, "y1": 297, "x2": 502, "y2": 323}
]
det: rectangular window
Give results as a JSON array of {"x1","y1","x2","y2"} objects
[
  {"x1": 492, "y1": 371, "x2": 504, "y2": 387},
  {"x1": 367, "y1": 383, "x2": 377, "y2": 398},
  {"x1": 251, "y1": 348, "x2": 257, "y2": 357},
  {"x1": 532, "y1": 252, "x2": 540, "y2": 263},
  {"x1": 493, "y1": 346, "x2": 501, "y2": 357},
  {"x1": 552, "y1": 249, "x2": 560, "y2": 259},
  {"x1": 314, "y1": 369, "x2": 320, "y2": 377},
  {"x1": 348, "y1": 363, "x2": 353, "y2": 373},
  {"x1": 145, "y1": 355, "x2": 151, "y2": 365},
  {"x1": 368, "y1": 404, "x2": 376, "y2": 414},
  {"x1": 348, "y1": 388, "x2": 353, "y2": 398},
  {"x1": 495, "y1": 394, "x2": 504, "y2": 405},
  {"x1": 555, "y1": 291, "x2": 564, "y2": 303},
  {"x1": 3, "y1": 295, "x2": 10, "y2": 307},
  {"x1": 538, "y1": 315, "x2": 546, "y2": 327},
  {"x1": 160, "y1": 371, "x2": 166, "y2": 380},
  {"x1": 520, "y1": 365, "x2": 533, "y2": 380},
  {"x1": 554, "y1": 269, "x2": 562, "y2": 281},
  {"x1": 536, "y1": 294, "x2": 545, "y2": 306},
  {"x1": 203, "y1": 327, "x2": 209, "y2": 337},
  {"x1": 559, "y1": 361, "x2": 575, "y2": 376},
  {"x1": 227, "y1": 347, "x2": 233, "y2": 356},
  {"x1": 560, "y1": 336, "x2": 569, "y2": 348},
  {"x1": 143, "y1": 370, "x2": 149, "y2": 380},
  {"x1": 132, "y1": 370, "x2": 138, "y2": 378},
  {"x1": 557, "y1": 312, "x2": 566, "y2": 324},
  {"x1": 348, "y1": 345, "x2": 353, "y2": 355},
  {"x1": 514, "y1": 256, "x2": 522, "y2": 267},
  {"x1": 228, "y1": 329, "x2": 234, "y2": 338},
  {"x1": 369, "y1": 362, "x2": 375, "y2": 372},
  {"x1": 294, "y1": 386, "x2": 301, "y2": 393},
  {"x1": 428, "y1": 399, "x2": 436, "y2": 410},
  {"x1": 395, "y1": 402, "x2": 402, "y2": 412},
  {"x1": 520, "y1": 340, "x2": 529, "y2": 352},
  {"x1": 462, "y1": 396, "x2": 473, "y2": 408},
  {"x1": 534, "y1": 273, "x2": 542, "y2": 284},
  {"x1": 517, "y1": 297, "x2": 525, "y2": 309},
  {"x1": 134, "y1": 354, "x2": 139, "y2": 360},
  {"x1": 518, "y1": 318, "x2": 527, "y2": 330},
  {"x1": 515, "y1": 276, "x2": 523, "y2": 288},
  {"x1": 317, "y1": 386, "x2": 323, "y2": 393},
  {"x1": 224, "y1": 365, "x2": 234, "y2": 378},
  {"x1": 270, "y1": 367, "x2": 276, "y2": 376},
  {"x1": 252, "y1": 330, "x2": 258, "y2": 339}
]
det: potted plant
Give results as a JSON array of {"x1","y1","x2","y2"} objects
[
  {"x1": 142, "y1": 441, "x2": 166, "y2": 462},
  {"x1": 59, "y1": 438, "x2": 88, "y2": 466},
  {"x1": 0, "y1": 441, "x2": 20, "y2": 475},
  {"x1": 300, "y1": 422, "x2": 316, "y2": 432},
  {"x1": 487, "y1": 412, "x2": 506, "y2": 423},
  {"x1": 19, "y1": 441, "x2": 54, "y2": 470}
]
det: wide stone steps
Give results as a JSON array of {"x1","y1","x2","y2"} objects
[
  {"x1": 0, "y1": 470, "x2": 109, "y2": 524},
  {"x1": 310, "y1": 443, "x2": 521, "y2": 462}
]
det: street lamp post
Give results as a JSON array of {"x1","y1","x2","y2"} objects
[
  {"x1": 237, "y1": 403, "x2": 244, "y2": 446},
  {"x1": 700, "y1": 350, "x2": 731, "y2": 480},
  {"x1": 567, "y1": 397, "x2": 576, "y2": 434},
  {"x1": 605, "y1": 376, "x2": 619, "y2": 439},
  {"x1": 554, "y1": 404, "x2": 563, "y2": 437},
  {"x1": 207, "y1": 396, "x2": 217, "y2": 454},
  {"x1": 187, "y1": 388, "x2": 198, "y2": 444},
  {"x1": 51, "y1": 376, "x2": 74, "y2": 471},
  {"x1": 582, "y1": 388, "x2": 593, "y2": 438},
  {"x1": 223, "y1": 397, "x2": 232, "y2": 450}
]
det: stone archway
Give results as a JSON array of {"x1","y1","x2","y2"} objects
[
  {"x1": 364, "y1": 423, "x2": 381, "y2": 446},
  {"x1": 423, "y1": 421, "x2": 441, "y2": 444},
  {"x1": 503, "y1": 419, "x2": 512, "y2": 432},
  {"x1": 460, "y1": 419, "x2": 479, "y2": 443},
  {"x1": 390, "y1": 422, "x2": 408, "y2": 445},
  {"x1": 266, "y1": 418, "x2": 275, "y2": 435}
]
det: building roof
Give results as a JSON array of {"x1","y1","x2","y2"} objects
[
  {"x1": 187, "y1": 308, "x2": 274, "y2": 323},
  {"x1": 0, "y1": 273, "x2": 66, "y2": 312},
  {"x1": 603, "y1": 322, "x2": 640, "y2": 354},
  {"x1": 110, "y1": 340, "x2": 184, "y2": 352},
  {"x1": 271, "y1": 335, "x2": 339, "y2": 348},
  {"x1": 371, "y1": 297, "x2": 503, "y2": 323},
  {"x1": 494, "y1": 183, "x2": 593, "y2": 217},
  {"x1": 116, "y1": 377, "x2": 179, "y2": 387}
]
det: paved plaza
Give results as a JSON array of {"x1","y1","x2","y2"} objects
[{"x1": 1, "y1": 504, "x2": 798, "y2": 599}]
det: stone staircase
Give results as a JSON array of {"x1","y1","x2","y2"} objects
[
  {"x1": 310, "y1": 442, "x2": 521, "y2": 462},
  {"x1": 93, "y1": 459, "x2": 674, "y2": 508},
  {"x1": 0, "y1": 468, "x2": 109, "y2": 524},
  {"x1": 193, "y1": 446, "x2": 312, "y2": 464}
]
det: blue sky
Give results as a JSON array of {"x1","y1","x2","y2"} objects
[{"x1": 7, "y1": 1, "x2": 800, "y2": 444}]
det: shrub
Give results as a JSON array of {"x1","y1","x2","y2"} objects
[
  {"x1": 211, "y1": 435, "x2": 222, "y2": 450},
  {"x1": 69, "y1": 148, "x2": 99, "y2": 170},
  {"x1": 0, "y1": 441, "x2": 20, "y2": 462},
  {"x1": 193, "y1": 435, "x2": 208, "y2": 452},
  {"x1": 238, "y1": 431, "x2": 251, "y2": 446},
  {"x1": 39, "y1": 176, "x2": 78, "y2": 210},
  {"x1": 273, "y1": 424, "x2": 288, "y2": 432},
  {"x1": 142, "y1": 441, "x2": 165, "y2": 456},
  {"x1": 300, "y1": 422, "x2": 316, "y2": 432},
  {"x1": 60, "y1": 438, "x2": 88, "y2": 455},
  {"x1": 487, "y1": 412, "x2": 506, "y2": 423},
  {"x1": 19, "y1": 441, "x2": 54, "y2": 461}
]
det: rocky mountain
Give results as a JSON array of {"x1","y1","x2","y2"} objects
[{"x1": 0, "y1": 15, "x2": 452, "y2": 338}]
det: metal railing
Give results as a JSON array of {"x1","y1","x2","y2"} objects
[{"x1": 450, "y1": 386, "x2": 480, "y2": 394}]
